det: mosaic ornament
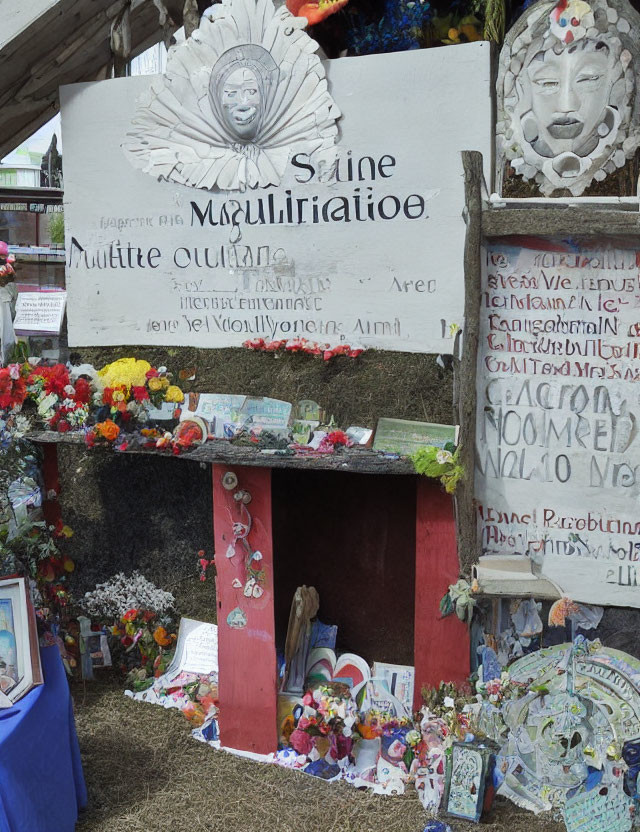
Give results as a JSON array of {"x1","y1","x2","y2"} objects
[
  {"x1": 496, "y1": 0, "x2": 640, "y2": 195},
  {"x1": 227, "y1": 606, "x2": 248, "y2": 628},
  {"x1": 221, "y1": 471, "x2": 238, "y2": 491},
  {"x1": 123, "y1": 0, "x2": 340, "y2": 191},
  {"x1": 480, "y1": 637, "x2": 640, "y2": 814}
]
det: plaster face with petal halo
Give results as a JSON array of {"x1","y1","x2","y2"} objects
[{"x1": 123, "y1": 0, "x2": 341, "y2": 191}]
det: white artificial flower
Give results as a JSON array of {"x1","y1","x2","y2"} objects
[
  {"x1": 436, "y1": 450, "x2": 453, "y2": 465},
  {"x1": 443, "y1": 696, "x2": 455, "y2": 709},
  {"x1": 80, "y1": 571, "x2": 175, "y2": 618}
]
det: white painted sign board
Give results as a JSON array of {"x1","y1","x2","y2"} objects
[
  {"x1": 475, "y1": 240, "x2": 640, "y2": 607},
  {"x1": 60, "y1": 42, "x2": 492, "y2": 353}
]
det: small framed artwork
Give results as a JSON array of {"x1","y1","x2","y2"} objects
[
  {"x1": 443, "y1": 741, "x2": 493, "y2": 823},
  {"x1": 0, "y1": 576, "x2": 43, "y2": 707}
]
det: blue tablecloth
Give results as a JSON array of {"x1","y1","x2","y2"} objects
[{"x1": 0, "y1": 645, "x2": 87, "y2": 832}]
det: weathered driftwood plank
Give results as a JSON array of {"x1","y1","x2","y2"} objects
[
  {"x1": 483, "y1": 206, "x2": 640, "y2": 238},
  {"x1": 26, "y1": 431, "x2": 417, "y2": 475}
]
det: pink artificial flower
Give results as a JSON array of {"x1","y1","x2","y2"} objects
[
  {"x1": 8, "y1": 364, "x2": 20, "y2": 380},
  {"x1": 302, "y1": 692, "x2": 314, "y2": 707},
  {"x1": 289, "y1": 729, "x2": 313, "y2": 756}
]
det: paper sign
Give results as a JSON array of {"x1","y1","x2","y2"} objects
[
  {"x1": 164, "y1": 618, "x2": 218, "y2": 679},
  {"x1": 564, "y1": 786, "x2": 632, "y2": 832},
  {"x1": 13, "y1": 291, "x2": 66, "y2": 334},
  {"x1": 373, "y1": 418, "x2": 457, "y2": 456},
  {"x1": 238, "y1": 396, "x2": 292, "y2": 429}
]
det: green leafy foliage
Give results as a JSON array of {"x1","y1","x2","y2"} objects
[{"x1": 410, "y1": 442, "x2": 464, "y2": 493}]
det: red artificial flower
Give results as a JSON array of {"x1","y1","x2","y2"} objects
[
  {"x1": 122, "y1": 609, "x2": 139, "y2": 622},
  {"x1": 0, "y1": 368, "x2": 27, "y2": 410},
  {"x1": 29, "y1": 363, "x2": 70, "y2": 396},
  {"x1": 102, "y1": 387, "x2": 115, "y2": 406},
  {"x1": 73, "y1": 377, "x2": 91, "y2": 404},
  {"x1": 131, "y1": 385, "x2": 149, "y2": 402},
  {"x1": 120, "y1": 636, "x2": 133, "y2": 648},
  {"x1": 327, "y1": 430, "x2": 349, "y2": 446},
  {"x1": 142, "y1": 610, "x2": 155, "y2": 623},
  {"x1": 145, "y1": 368, "x2": 159, "y2": 378},
  {"x1": 243, "y1": 337, "x2": 266, "y2": 350},
  {"x1": 85, "y1": 429, "x2": 96, "y2": 448},
  {"x1": 57, "y1": 419, "x2": 71, "y2": 433},
  {"x1": 265, "y1": 339, "x2": 286, "y2": 352}
]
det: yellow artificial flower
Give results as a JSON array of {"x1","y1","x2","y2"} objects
[
  {"x1": 98, "y1": 358, "x2": 151, "y2": 388},
  {"x1": 164, "y1": 385, "x2": 184, "y2": 403},
  {"x1": 148, "y1": 377, "x2": 163, "y2": 392},
  {"x1": 111, "y1": 389, "x2": 126, "y2": 403}
]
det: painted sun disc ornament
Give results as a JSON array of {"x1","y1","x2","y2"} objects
[
  {"x1": 496, "y1": 0, "x2": 640, "y2": 195},
  {"x1": 123, "y1": 0, "x2": 341, "y2": 191}
]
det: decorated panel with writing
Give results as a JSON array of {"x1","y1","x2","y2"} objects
[{"x1": 475, "y1": 238, "x2": 640, "y2": 606}]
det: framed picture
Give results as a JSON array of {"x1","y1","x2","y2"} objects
[
  {"x1": 443, "y1": 741, "x2": 493, "y2": 823},
  {"x1": 0, "y1": 576, "x2": 43, "y2": 707}
]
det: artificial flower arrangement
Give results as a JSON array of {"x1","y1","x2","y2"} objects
[
  {"x1": 110, "y1": 607, "x2": 177, "y2": 684},
  {"x1": 81, "y1": 572, "x2": 177, "y2": 683},
  {"x1": 243, "y1": 337, "x2": 364, "y2": 361},
  {"x1": 28, "y1": 361, "x2": 92, "y2": 432},
  {"x1": 81, "y1": 570, "x2": 175, "y2": 619},
  {"x1": 84, "y1": 358, "x2": 183, "y2": 445},
  {"x1": 0, "y1": 412, "x2": 77, "y2": 674}
]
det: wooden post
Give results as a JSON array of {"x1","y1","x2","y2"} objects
[
  {"x1": 414, "y1": 478, "x2": 470, "y2": 708},
  {"x1": 453, "y1": 150, "x2": 484, "y2": 575},
  {"x1": 212, "y1": 464, "x2": 277, "y2": 754}
]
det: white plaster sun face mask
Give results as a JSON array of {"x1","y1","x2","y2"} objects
[{"x1": 122, "y1": 0, "x2": 341, "y2": 192}]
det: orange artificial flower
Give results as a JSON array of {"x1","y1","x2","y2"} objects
[
  {"x1": 95, "y1": 419, "x2": 120, "y2": 441},
  {"x1": 153, "y1": 626, "x2": 173, "y2": 647}
]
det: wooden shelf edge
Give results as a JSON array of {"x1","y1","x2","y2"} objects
[{"x1": 26, "y1": 431, "x2": 418, "y2": 475}]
